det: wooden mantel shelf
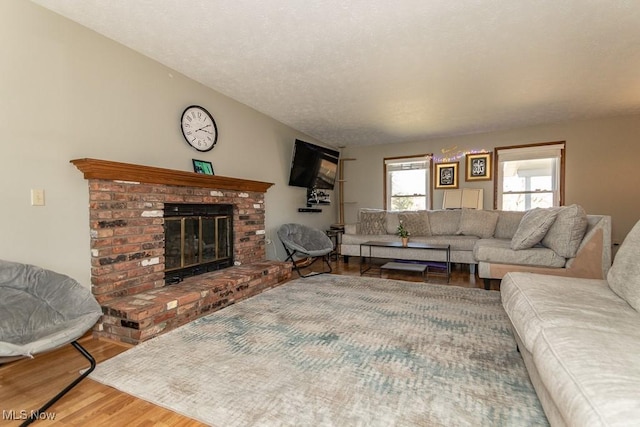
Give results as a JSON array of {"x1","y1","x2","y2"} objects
[{"x1": 71, "y1": 158, "x2": 274, "y2": 193}]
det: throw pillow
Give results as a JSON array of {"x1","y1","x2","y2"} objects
[
  {"x1": 398, "y1": 211, "x2": 431, "y2": 236},
  {"x1": 541, "y1": 204, "x2": 588, "y2": 258},
  {"x1": 510, "y1": 208, "x2": 559, "y2": 250},
  {"x1": 358, "y1": 209, "x2": 386, "y2": 235},
  {"x1": 456, "y1": 209, "x2": 499, "y2": 238},
  {"x1": 608, "y1": 220, "x2": 640, "y2": 312}
]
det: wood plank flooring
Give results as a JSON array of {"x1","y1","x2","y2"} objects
[{"x1": 0, "y1": 258, "x2": 498, "y2": 426}]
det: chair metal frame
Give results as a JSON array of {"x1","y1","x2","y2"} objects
[
  {"x1": 19, "y1": 341, "x2": 96, "y2": 427},
  {"x1": 281, "y1": 243, "x2": 333, "y2": 278}
]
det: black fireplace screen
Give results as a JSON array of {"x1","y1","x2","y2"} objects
[{"x1": 164, "y1": 203, "x2": 233, "y2": 283}]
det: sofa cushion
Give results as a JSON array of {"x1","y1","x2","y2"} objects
[
  {"x1": 385, "y1": 211, "x2": 400, "y2": 234},
  {"x1": 541, "y1": 204, "x2": 588, "y2": 258},
  {"x1": 456, "y1": 209, "x2": 498, "y2": 238},
  {"x1": 500, "y1": 272, "x2": 640, "y2": 353},
  {"x1": 421, "y1": 235, "x2": 478, "y2": 251},
  {"x1": 607, "y1": 219, "x2": 640, "y2": 312},
  {"x1": 474, "y1": 238, "x2": 566, "y2": 268},
  {"x1": 358, "y1": 209, "x2": 387, "y2": 235},
  {"x1": 494, "y1": 211, "x2": 526, "y2": 239},
  {"x1": 510, "y1": 208, "x2": 558, "y2": 250},
  {"x1": 428, "y1": 210, "x2": 461, "y2": 235},
  {"x1": 534, "y1": 327, "x2": 640, "y2": 426},
  {"x1": 341, "y1": 233, "x2": 397, "y2": 246},
  {"x1": 398, "y1": 211, "x2": 431, "y2": 236}
]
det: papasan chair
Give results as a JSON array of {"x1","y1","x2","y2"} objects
[
  {"x1": 277, "y1": 223, "x2": 334, "y2": 277},
  {"x1": 0, "y1": 259, "x2": 102, "y2": 426}
]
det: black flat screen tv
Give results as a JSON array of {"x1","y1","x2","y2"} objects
[{"x1": 288, "y1": 139, "x2": 340, "y2": 190}]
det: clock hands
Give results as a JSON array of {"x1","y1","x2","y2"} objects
[{"x1": 195, "y1": 124, "x2": 213, "y2": 133}]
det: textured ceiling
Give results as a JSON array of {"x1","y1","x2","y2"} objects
[{"x1": 31, "y1": 0, "x2": 640, "y2": 146}]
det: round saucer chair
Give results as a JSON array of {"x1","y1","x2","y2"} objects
[
  {"x1": 0, "y1": 259, "x2": 102, "y2": 426},
  {"x1": 277, "y1": 223, "x2": 334, "y2": 277}
]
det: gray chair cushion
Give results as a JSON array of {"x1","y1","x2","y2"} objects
[
  {"x1": 277, "y1": 223, "x2": 334, "y2": 257},
  {"x1": 0, "y1": 259, "x2": 102, "y2": 359}
]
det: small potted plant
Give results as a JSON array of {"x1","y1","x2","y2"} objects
[{"x1": 397, "y1": 221, "x2": 410, "y2": 246}]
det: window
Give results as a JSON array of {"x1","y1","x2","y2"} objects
[
  {"x1": 496, "y1": 142, "x2": 565, "y2": 211},
  {"x1": 384, "y1": 155, "x2": 431, "y2": 211}
]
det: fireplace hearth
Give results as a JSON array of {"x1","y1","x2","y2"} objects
[{"x1": 164, "y1": 203, "x2": 234, "y2": 284}]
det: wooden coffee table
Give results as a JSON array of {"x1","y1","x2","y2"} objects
[{"x1": 359, "y1": 241, "x2": 451, "y2": 283}]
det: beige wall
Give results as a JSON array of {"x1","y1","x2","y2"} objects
[
  {"x1": 342, "y1": 114, "x2": 640, "y2": 246},
  {"x1": 3, "y1": 1, "x2": 637, "y2": 286},
  {"x1": 0, "y1": 0, "x2": 338, "y2": 285}
]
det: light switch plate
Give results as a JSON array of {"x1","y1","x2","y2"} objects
[{"x1": 31, "y1": 189, "x2": 45, "y2": 206}]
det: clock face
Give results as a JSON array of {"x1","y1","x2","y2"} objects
[{"x1": 180, "y1": 105, "x2": 218, "y2": 152}]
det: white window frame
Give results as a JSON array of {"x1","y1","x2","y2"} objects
[
  {"x1": 384, "y1": 155, "x2": 431, "y2": 211},
  {"x1": 495, "y1": 142, "x2": 565, "y2": 210}
]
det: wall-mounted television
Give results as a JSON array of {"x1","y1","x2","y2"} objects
[{"x1": 288, "y1": 139, "x2": 340, "y2": 190}]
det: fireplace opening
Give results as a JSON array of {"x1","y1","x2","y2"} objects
[{"x1": 164, "y1": 203, "x2": 234, "y2": 284}]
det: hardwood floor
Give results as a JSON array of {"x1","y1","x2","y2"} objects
[{"x1": 0, "y1": 258, "x2": 498, "y2": 426}]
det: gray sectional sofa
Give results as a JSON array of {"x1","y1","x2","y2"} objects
[
  {"x1": 501, "y1": 219, "x2": 640, "y2": 425},
  {"x1": 340, "y1": 206, "x2": 611, "y2": 287}
]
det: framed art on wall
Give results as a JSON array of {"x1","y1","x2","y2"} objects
[
  {"x1": 434, "y1": 162, "x2": 459, "y2": 189},
  {"x1": 192, "y1": 159, "x2": 214, "y2": 175},
  {"x1": 465, "y1": 152, "x2": 492, "y2": 181}
]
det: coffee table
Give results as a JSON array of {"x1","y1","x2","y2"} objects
[{"x1": 360, "y1": 240, "x2": 451, "y2": 283}]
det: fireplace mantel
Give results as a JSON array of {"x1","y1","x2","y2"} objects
[{"x1": 71, "y1": 158, "x2": 274, "y2": 192}]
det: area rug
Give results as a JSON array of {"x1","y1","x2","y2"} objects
[{"x1": 89, "y1": 275, "x2": 548, "y2": 426}]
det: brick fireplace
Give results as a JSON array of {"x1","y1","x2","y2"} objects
[{"x1": 72, "y1": 158, "x2": 292, "y2": 344}]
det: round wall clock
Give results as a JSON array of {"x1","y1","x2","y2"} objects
[{"x1": 180, "y1": 105, "x2": 218, "y2": 152}]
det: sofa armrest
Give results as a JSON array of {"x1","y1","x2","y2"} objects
[
  {"x1": 565, "y1": 214, "x2": 611, "y2": 278},
  {"x1": 344, "y1": 223, "x2": 358, "y2": 234}
]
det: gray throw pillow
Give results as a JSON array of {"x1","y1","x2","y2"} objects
[
  {"x1": 456, "y1": 209, "x2": 499, "y2": 238},
  {"x1": 541, "y1": 204, "x2": 588, "y2": 258},
  {"x1": 358, "y1": 209, "x2": 386, "y2": 235},
  {"x1": 510, "y1": 208, "x2": 559, "y2": 250},
  {"x1": 398, "y1": 211, "x2": 431, "y2": 236},
  {"x1": 607, "y1": 220, "x2": 640, "y2": 312}
]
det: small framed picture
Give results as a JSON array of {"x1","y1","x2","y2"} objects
[
  {"x1": 192, "y1": 159, "x2": 214, "y2": 175},
  {"x1": 465, "y1": 152, "x2": 492, "y2": 181},
  {"x1": 434, "y1": 162, "x2": 459, "y2": 189}
]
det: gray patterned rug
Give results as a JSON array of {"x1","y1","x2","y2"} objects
[{"x1": 89, "y1": 275, "x2": 548, "y2": 426}]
